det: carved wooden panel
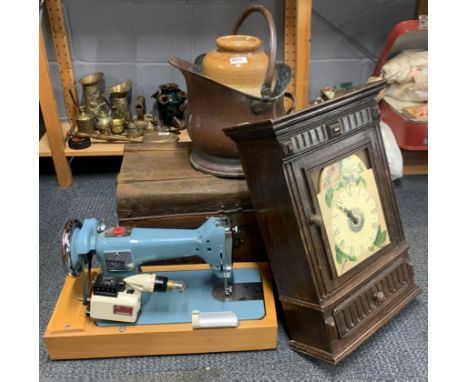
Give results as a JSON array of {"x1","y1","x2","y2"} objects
[
  {"x1": 333, "y1": 259, "x2": 411, "y2": 338},
  {"x1": 282, "y1": 105, "x2": 376, "y2": 156}
]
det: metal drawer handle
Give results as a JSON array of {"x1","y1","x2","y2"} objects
[
  {"x1": 326, "y1": 121, "x2": 342, "y2": 138},
  {"x1": 308, "y1": 215, "x2": 323, "y2": 226}
]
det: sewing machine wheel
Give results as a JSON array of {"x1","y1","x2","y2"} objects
[{"x1": 61, "y1": 219, "x2": 83, "y2": 276}]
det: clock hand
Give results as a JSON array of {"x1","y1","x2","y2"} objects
[{"x1": 336, "y1": 205, "x2": 359, "y2": 225}]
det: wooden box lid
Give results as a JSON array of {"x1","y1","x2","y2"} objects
[{"x1": 117, "y1": 142, "x2": 253, "y2": 219}]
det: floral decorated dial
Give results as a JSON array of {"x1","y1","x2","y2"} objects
[{"x1": 316, "y1": 154, "x2": 390, "y2": 276}]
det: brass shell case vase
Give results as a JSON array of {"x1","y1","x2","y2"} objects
[
  {"x1": 108, "y1": 79, "x2": 133, "y2": 127},
  {"x1": 78, "y1": 72, "x2": 107, "y2": 118}
]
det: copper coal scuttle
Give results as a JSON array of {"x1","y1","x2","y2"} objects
[{"x1": 170, "y1": 5, "x2": 294, "y2": 178}]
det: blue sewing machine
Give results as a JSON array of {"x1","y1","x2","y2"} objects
[{"x1": 61, "y1": 216, "x2": 265, "y2": 327}]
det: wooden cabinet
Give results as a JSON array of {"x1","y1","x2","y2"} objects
[{"x1": 225, "y1": 81, "x2": 421, "y2": 364}]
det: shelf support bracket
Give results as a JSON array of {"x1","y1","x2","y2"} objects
[
  {"x1": 44, "y1": 0, "x2": 77, "y2": 126},
  {"x1": 40, "y1": 25, "x2": 73, "y2": 187},
  {"x1": 284, "y1": 0, "x2": 312, "y2": 111}
]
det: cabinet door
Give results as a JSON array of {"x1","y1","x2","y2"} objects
[{"x1": 287, "y1": 126, "x2": 404, "y2": 295}]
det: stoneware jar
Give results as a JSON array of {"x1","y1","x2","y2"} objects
[{"x1": 202, "y1": 35, "x2": 269, "y2": 98}]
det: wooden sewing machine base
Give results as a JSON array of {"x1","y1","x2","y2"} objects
[{"x1": 44, "y1": 262, "x2": 277, "y2": 360}]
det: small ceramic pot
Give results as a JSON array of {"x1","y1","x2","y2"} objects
[{"x1": 152, "y1": 83, "x2": 186, "y2": 126}]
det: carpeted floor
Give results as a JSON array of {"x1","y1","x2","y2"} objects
[{"x1": 39, "y1": 159, "x2": 427, "y2": 381}]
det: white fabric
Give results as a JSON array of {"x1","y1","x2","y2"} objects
[
  {"x1": 381, "y1": 49, "x2": 428, "y2": 103},
  {"x1": 380, "y1": 121, "x2": 403, "y2": 180}
]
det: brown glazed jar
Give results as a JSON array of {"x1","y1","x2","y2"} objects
[{"x1": 202, "y1": 35, "x2": 269, "y2": 98}]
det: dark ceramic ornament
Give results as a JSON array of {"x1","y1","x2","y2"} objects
[{"x1": 152, "y1": 83, "x2": 187, "y2": 126}]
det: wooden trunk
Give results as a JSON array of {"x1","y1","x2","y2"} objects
[
  {"x1": 225, "y1": 81, "x2": 421, "y2": 364},
  {"x1": 116, "y1": 142, "x2": 267, "y2": 263}
]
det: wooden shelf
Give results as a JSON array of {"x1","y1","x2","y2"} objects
[
  {"x1": 39, "y1": 122, "x2": 191, "y2": 158},
  {"x1": 40, "y1": 124, "x2": 428, "y2": 178},
  {"x1": 40, "y1": 0, "x2": 312, "y2": 186},
  {"x1": 402, "y1": 150, "x2": 428, "y2": 176}
]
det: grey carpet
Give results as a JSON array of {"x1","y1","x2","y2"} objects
[{"x1": 39, "y1": 170, "x2": 427, "y2": 382}]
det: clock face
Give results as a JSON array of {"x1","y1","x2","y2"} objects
[{"x1": 316, "y1": 153, "x2": 390, "y2": 276}]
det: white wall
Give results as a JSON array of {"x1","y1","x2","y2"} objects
[{"x1": 42, "y1": 0, "x2": 418, "y2": 119}]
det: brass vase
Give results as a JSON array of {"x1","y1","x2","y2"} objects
[
  {"x1": 78, "y1": 72, "x2": 108, "y2": 118},
  {"x1": 108, "y1": 79, "x2": 133, "y2": 126}
]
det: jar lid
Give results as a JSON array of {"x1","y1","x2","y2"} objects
[{"x1": 216, "y1": 35, "x2": 261, "y2": 52}]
